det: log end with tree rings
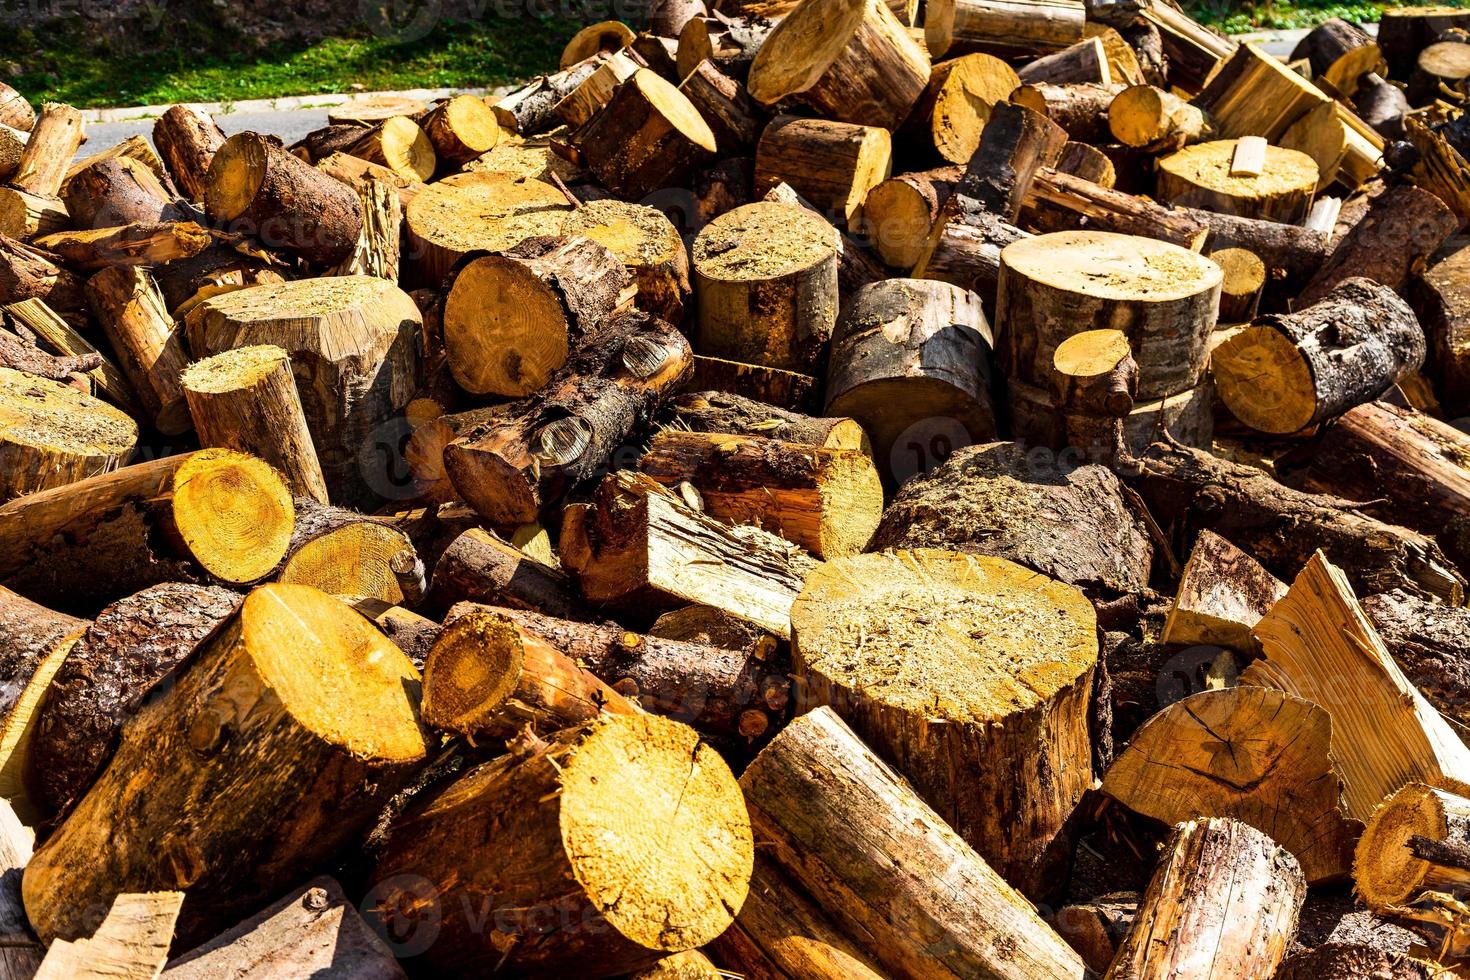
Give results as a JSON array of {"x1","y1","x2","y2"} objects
[
  {"x1": 278, "y1": 520, "x2": 417, "y2": 605},
  {"x1": 404, "y1": 174, "x2": 573, "y2": 285},
  {"x1": 328, "y1": 95, "x2": 428, "y2": 127},
  {"x1": 0, "y1": 366, "x2": 139, "y2": 501},
  {"x1": 1210, "y1": 324, "x2": 1318, "y2": 434},
  {"x1": 1155, "y1": 139, "x2": 1319, "y2": 223},
  {"x1": 560, "y1": 20, "x2": 636, "y2": 68},
  {"x1": 561, "y1": 199, "x2": 690, "y2": 324},
  {"x1": 422, "y1": 95, "x2": 502, "y2": 166},
  {"x1": 1209, "y1": 247, "x2": 1265, "y2": 322},
  {"x1": 1354, "y1": 782, "x2": 1470, "y2": 909},
  {"x1": 351, "y1": 116, "x2": 436, "y2": 183},
  {"x1": 169, "y1": 449, "x2": 295, "y2": 585},
  {"x1": 923, "y1": 54, "x2": 1022, "y2": 164},
  {"x1": 1418, "y1": 39, "x2": 1470, "y2": 88}
]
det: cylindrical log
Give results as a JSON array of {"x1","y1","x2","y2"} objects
[
  {"x1": 577, "y1": 69, "x2": 717, "y2": 199},
  {"x1": 85, "y1": 265, "x2": 192, "y2": 435},
  {"x1": 723, "y1": 705, "x2": 1090, "y2": 977},
  {"x1": 1010, "y1": 81, "x2": 1121, "y2": 143},
  {"x1": 1023, "y1": 168, "x2": 1209, "y2": 250},
  {"x1": 692, "y1": 201, "x2": 839, "y2": 373},
  {"x1": 677, "y1": 14, "x2": 774, "y2": 81},
  {"x1": 1155, "y1": 139, "x2": 1318, "y2": 223},
  {"x1": 1018, "y1": 36, "x2": 1112, "y2": 85},
  {"x1": 0, "y1": 235, "x2": 86, "y2": 316},
  {"x1": 0, "y1": 187, "x2": 67, "y2": 240},
  {"x1": 911, "y1": 208, "x2": 1030, "y2": 316},
  {"x1": 0, "y1": 367, "x2": 137, "y2": 501},
  {"x1": 419, "y1": 95, "x2": 501, "y2": 167},
  {"x1": 1379, "y1": 7, "x2": 1470, "y2": 79},
  {"x1": 492, "y1": 55, "x2": 611, "y2": 136},
  {"x1": 1292, "y1": 18, "x2": 1383, "y2": 93},
  {"x1": 1299, "y1": 185, "x2": 1457, "y2": 307},
  {"x1": 760, "y1": 180, "x2": 888, "y2": 295},
  {"x1": 1213, "y1": 278, "x2": 1424, "y2": 434},
  {"x1": 1108, "y1": 84, "x2": 1214, "y2": 151},
  {"x1": 1210, "y1": 246, "x2": 1265, "y2": 322},
  {"x1": 825, "y1": 277, "x2": 997, "y2": 487},
  {"x1": 62, "y1": 157, "x2": 181, "y2": 229},
  {"x1": 1050, "y1": 327, "x2": 1138, "y2": 464},
  {"x1": 403, "y1": 172, "x2": 572, "y2": 287},
  {"x1": 925, "y1": 0, "x2": 1086, "y2": 58},
  {"x1": 26, "y1": 583, "x2": 241, "y2": 821},
  {"x1": 12, "y1": 103, "x2": 84, "y2": 199},
  {"x1": 560, "y1": 19, "x2": 636, "y2": 67},
  {"x1": 346, "y1": 117, "x2": 436, "y2": 183},
  {"x1": 1056, "y1": 140, "x2": 1115, "y2": 185},
  {"x1": 1105, "y1": 818, "x2": 1305, "y2": 980},
  {"x1": 366, "y1": 713, "x2": 751, "y2": 977},
  {"x1": 677, "y1": 58, "x2": 765, "y2": 153},
  {"x1": 754, "y1": 115, "x2": 891, "y2": 227},
  {"x1": 651, "y1": 0, "x2": 707, "y2": 37},
  {"x1": 441, "y1": 235, "x2": 631, "y2": 397},
  {"x1": 906, "y1": 54, "x2": 1021, "y2": 163},
  {"x1": 429, "y1": 528, "x2": 590, "y2": 621},
  {"x1": 1355, "y1": 72, "x2": 1409, "y2": 139},
  {"x1": 997, "y1": 229, "x2": 1221, "y2": 399},
  {"x1": 275, "y1": 499, "x2": 419, "y2": 606},
  {"x1": 747, "y1": 0, "x2": 931, "y2": 129},
  {"x1": 669, "y1": 390, "x2": 869, "y2": 449},
  {"x1": 1188, "y1": 206, "x2": 1331, "y2": 290},
  {"x1": 166, "y1": 448, "x2": 296, "y2": 586},
  {"x1": 859, "y1": 165, "x2": 960, "y2": 269},
  {"x1": 560, "y1": 199, "x2": 690, "y2": 324},
  {"x1": 0, "y1": 84, "x2": 33, "y2": 132},
  {"x1": 153, "y1": 105, "x2": 227, "y2": 202},
  {"x1": 204, "y1": 132, "x2": 365, "y2": 267},
  {"x1": 943, "y1": 100, "x2": 1065, "y2": 222},
  {"x1": 21, "y1": 584, "x2": 429, "y2": 949}
]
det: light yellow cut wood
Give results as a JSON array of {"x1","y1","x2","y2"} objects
[
  {"x1": 1156, "y1": 139, "x2": 1318, "y2": 222},
  {"x1": 1355, "y1": 783, "x2": 1470, "y2": 908},
  {"x1": 0, "y1": 367, "x2": 138, "y2": 501},
  {"x1": 170, "y1": 448, "x2": 295, "y2": 585},
  {"x1": 35, "y1": 891, "x2": 183, "y2": 980},
  {"x1": 1230, "y1": 135, "x2": 1268, "y2": 176}
]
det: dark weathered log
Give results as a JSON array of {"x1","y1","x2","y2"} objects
[
  {"x1": 153, "y1": 105, "x2": 227, "y2": 202},
  {"x1": 63, "y1": 157, "x2": 183, "y2": 229},
  {"x1": 1299, "y1": 185, "x2": 1457, "y2": 306},
  {"x1": 1011, "y1": 81, "x2": 1122, "y2": 143},
  {"x1": 429, "y1": 527, "x2": 591, "y2": 621},
  {"x1": 668, "y1": 390, "x2": 869, "y2": 449},
  {"x1": 1362, "y1": 589, "x2": 1470, "y2": 733},
  {"x1": 1022, "y1": 168, "x2": 1210, "y2": 250}
]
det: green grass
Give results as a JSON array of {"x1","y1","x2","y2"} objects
[
  {"x1": 1190, "y1": 0, "x2": 1470, "y2": 31},
  {"x1": 9, "y1": 16, "x2": 578, "y2": 108}
]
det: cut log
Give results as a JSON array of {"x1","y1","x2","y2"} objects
[
  {"x1": 429, "y1": 527, "x2": 591, "y2": 621},
  {"x1": 420, "y1": 94, "x2": 500, "y2": 167},
  {"x1": 1244, "y1": 551, "x2": 1470, "y2": 821},
  {"x1": 669, "y1": 390, "x2": 869, "y2": 449},
  {"x1": 870, "y1": 440, "x2": 1153, "y2": 593},
  {"x1": 161, "y1": 877, "x2": 406, "y2": 980},
  {"x1": 651, "y1": 0, "x2": 708, "y2": 37},
  {"x1": 1299, "y1": 185, "x2": 1457, "y2": 306},
  {"x1": 34, "y1": 890, "x2": 183, "y2": 980},
  {"x1": 366, "y1": 712, "x2": 751, "y2": 977},
  {"x1": 345, "y1": 117, "x2": 435, "y2": 183},
  {"x1": 1110, "y1": 85, "x2": 1215, "y2": 152},
  {"x1": 186, "y1": 276, "x2": 420, "y2": 506},
  {"x1": 27, "y1": 583, "x2": 240, "y2": 822},
  {"x1": 1102, "y1": 686, "x2": 1359, "y2": 883},
  {"x1": 759, "y1": 180, "x2": 888, "y2": 295},
  {"x1": 275, "y1": 499, "x2": 418, "y2": 605},
  {"x1": 1018, "y1": 36, "x2": 1112, "y2": 86},
  {"x1": 677, "y1": 14, "x2": 774, "y2": 81},
  {"x1": 21, "y1": 584, "x2": 429, "y2": 948},
  {"x1": 315, "y1": 151, "x2": 422, "y2": 209},
  {"x1": 791, "y1": 548, "x2": 1096, "y2": 897},
  {"x1": 0, "y1": 235, "x2": 86, "y2": 315},
  {"x1": 34, "y1": 220, "x2": 214, "y2": 271},
  {"x1": 824, "y1": 277, "x2": 997, "y2": 488},
  {"x1": 1362, "y1": 588, "x2": 1470, "y2": 733},
  {"x1": 1052, "y1": 894, "x2": 1137, "y2": 974},
  {"x1": 164, "y1": 448, "x2": 295, "y2": 585},
  {"x1": 1280, "y1": 98, "x2": 1384, "y2": 192},
  {"x1": 690, "y1": 354, "x2": 816, "y2": 409},
  {"x1": 1292, "y1": 18, "x2": 1383, "y2": 92},
  {"x1": 442, "y1": 234, "x2": 631, "y2": 398},
  {"x1": 1136, "y1": 2, "x2": 1235, "y2": 94},
  {"x1": 858, "y1": 165, "x2": 960, "y2": 269},
  {"x1": 1022, "y1": 168, "x2": 1211, "y2": 251},
  {"x1": 906, "y1": 53, "x2": 1021, "y2": 164},
  {"x1": 0, "y1": 84, "x2": 32, "y2": 132},
  {"x1": 0, "y1": 322, "x2": 99, "y2": 381},
  {"x1": 692, "y1": 200, "x2": 839, "y2": 372},
  {"x1": 925, "y1": 0, "x2": 1086, "y2": 58},
  {"x1": 1356, "y1": 72, "x2": 1409, "y2": 139},
  {"x1": 403, "y1": 173, "x2": 572, "y2": 286},
  {"x1": 939, "y1": 99, "x2": 1065, "y2": 223},
  {"x1": 0, "y1": 187, "x2": 67, "y2": 240},
  {"x1": 1186, "y1": 207, "x2": 1331, "y2": 289},
  {"x1": 492, "y1": 55, "x2": 611, "y2": 136},
  {"x1": 1210, "y1": 246, "x2": 1265, "y2": 322},
  {"x1": 724, "y1": 704, "x2": 1090, "y2": 977},
  {"x1": 1105, "y1": 818, "x2": 1305, "y2": 980},
  {"x1": 1355, "y1": 783, "x2": 1470, "y2": 911},
  {"x1": 1161, "y1": 529, "x2": 1286, "y2": 651},
  {"x1": 152, "y1": 106, "x2": 226, "y2": 203},
  {"x1": 85, "y1": 265, "x2": 191, "y2": 435},
  {"x1": 444, "y1": 309, "x2": 691, "y2": 524},
  {"x1": 0, "y1": 367, "x2": 137, "y2": 501},
  {"x1": 421, "y1": 607, "x2": 634, "y2": 739},
  {"x1": 677, "y1": 58, "x2": 765, "y2": 153},
  {"x1": 754, "y1": 116, "x2": 891, "y2": 228},
  {"x1": 1412, "y1": 235, "x2": 1470, "y2": 419},
  {"x1": 630, "y1": 950, "x2": 723, "y2": 979},
  {"x1": 1156, "y1": 139, "x2": 1319, "y2": 222},
  {"x1": 560, "y1": 198, "x2": 690, "y2": 324},
  {"x1": 562, "y1": 471, "x2": 818, "y2": 637},
  {"x1": 180, "y1": 345, "x2": 329, "y2": 504},
  {"x1": 1212, "y1": 278, "x2": 1425, "y2": 435},
  {"x1": 1379, "y1": 6, "x2": 1470, "y2": 79},
  {"x1": 1010, "y1": 81, "x2": 1121, "y2": 143},
  {"x1": 1048, "y1": 327, "x2": 1137, "y2": 464},
  {"x1": 1010, "y1": 373, "x2": 1216, "y2": 456},
  {"x1": 1056, "y1": 140, "x2": 1115, "y2": 186},
  {"x1": 560, "y1": 19, "x2": 636, "y2": 67},
  {"x1": 11, "y1": 102, "x2": 84, "y2": 199},
  {"x1": 8, "y1": 294, "x2": 146, "y2": 416},
  {"x1": 63, "y1": 157, "x2": 181, "y2": 229},
  {"x1": 577, "y1": 69, "x2": 717, "y2": 199},
  {"x1": 747, "y1": 0, "x2": 930, "y2": 130},
  {"x1": 1193, "y1": 41, "x2": 1332, "y2": 141},
  {"x1": 911, "y1": 207, "x2": 1029, "y2": 313},
  {"x1": 996, "y1": 229, "x2": 1222, "y2": 399}
]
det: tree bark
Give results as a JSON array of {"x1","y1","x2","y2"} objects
[
  {"x1": 1018, "y1": 36, "x2": 1112, "y2": 85},
  {"x1": 0, "y1": 367, "x2": 137, "y2": 502},
  {"x1": 12, "y1": 102, "x2": 84, "y2": 199},
  {"x1": 577, "y1": 69, "x2": 716, "y2": 199},
  {"x1": 668, "y1": 390, "x2": 869, "y2": 450},
  {"x1": 492, "y1": 54, "x2": 610, "y2": 135},
  {"x1": 63, "y1": 157, "x2": 183, "y2": 229},
  {"x1": 754, "y1": 116, "x2": 891, "y2": 228},
  {"x1": 429, "y1": 527, "x2": 591, "y2": 621},
  {"x1": 1022, "y1": 168, "x2": 1210, "y2": 250},
  {"x1": 1011, "y1": 81, "x2": 1120, "y2": 143},
  {"x1": 86, "y1": 265, "x2": 192, "y2": 435},
  {"x1": 559, "y1": 199, "x2": 691, "y2": 327},
  {"x1": 153, "y1": 105, "x2": 227, "y2": 203},
  {"x1": 420, "y1": 94, "x2": 501, "y2": 167},
  {"x1": 1362, "y1": 588, "x2": 1470, "y2": 733}
]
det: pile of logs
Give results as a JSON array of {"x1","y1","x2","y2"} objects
[{"x1": 5, "y1": 0, "x2": 1470, "y2": 975}]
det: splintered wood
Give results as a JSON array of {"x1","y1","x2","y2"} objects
[{"x1": 3, "y1": 2, "x2": 1470, "y2": 977}]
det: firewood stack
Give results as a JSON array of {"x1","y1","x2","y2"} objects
[{"x1": 5, "y1": 0, "x2": 1470, "y2": 974}]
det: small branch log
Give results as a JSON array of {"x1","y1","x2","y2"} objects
[
  {"x1": 754, "y1": 116, "x2": 891, "y2": 228},
  {"x1": 420, "y1": 94, "x2": 501, "y2": 167},
  {"x1": 1356, "y1": 783, "x2": 1470, "y2": 909},
  {"x1": 85, "y1": 265, "x2": 191, "y2": 434},
  {"x1": 677, "y1": 58, "x2": 765, "y2": 153},
  {"x1": 1108, "y1": 84, "x2": 1214, "y2": 152},
  {"x1": 152, "y1": 105, "x2": 227, "y2": 203},
  {"x1": 492, "y1": 54, "x2": 610, "y2": 136},
  {"x1": 669, "y1": 389, "x2": 870, "y2": 449},
  {"x1": 1011, "y1": 81, "x2": 1121, "y2": 143},
  {"x1": 1022, "y1": 168, "x2": 1210, "y2": 250},
  {"x1": 429, "y1": 527, "x2": 591, "y2": 621},
  {"x1": 1018, "y1": 36, "x2": 1112, "y2": 86},
  {"x1": 858, "y1": 165, "x2": 961, "y2": 270},
  {"x1": 345, "y1": 117, "x2": 435, "y2": 183},
  {"x1": 63, "y1": 157, "x2": 182, "y2": 229}
]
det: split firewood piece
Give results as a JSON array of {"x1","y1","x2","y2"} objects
[
  {"x1": 911, "y1": 208, "x2": 1030, "y2": 311},
  {"x1": 905, "y1": 54, "x2": 1021, "y2": 164},
  {"x1": 1017, "y1": 35, "x2": 1111, "y2": 85},
  {"x1": 1291, "y1": 17, "x2": 1382, "y2": 93},
  {"x1": 1108, "y1": 85, "x2": 1214, "y2": 152},
  {"x1": 1134, "y1": 2, "x2": 1234, "y2": 94},
  {"x1": 1412, "y1": 234, "x2": 1470, "y2": 420},
  {"x1": 86, "y1": 265, "x2": 191, "y2": 434},
  {"x1": 1299, "y1": 185, "x2": 1457, "y2": 307},
  {"x1": 825, "y1": 277, "x2": 997, "y2": 487},
  {"x1": 1194, "y1": 41, "x2": 1332, "y2": 141},
  {"x1": 941, "y1": 99, "x2": 1064, "y2": 224},
  {"x1": 925, "y1": 0, "x2": 1085, "y2": 58},
  {"x1": 430, "y1": 527, "x2": 590, "y2": 621},
  {"x1": 997, "y1": 229, "x2": 1222, "y2": 399},
  {"x1": 0, "y1": 84, "x2": 32, "y2": 132},
  {"x1": 723, "y1": 705, "x2": 1090, "y2": 978},
  {"x1": 205, "y1": 132, "x2": 364, "y2": 267},
  {"x1": 871, "y1": 441, "x2": 1153, "y2": 593},
  {"x1": 1010, "y1": 81, "x2": 1121, "y2": 143},
  {"x1": 367, "y1": 712, "x2": 750, "y2": 977},
  {"x1": 27, "y1": 583, "x2": 239, "y2": 822},
  {"x1": 0, "y1": 235, "x2": 86, "y2": 316},
  {"x1": 329, "y1": 177, "x2": 401, "y2": 281},
  {"x1": 492, "y1": 54, "x2": 611, "y2": 136},
  {"x1": 35, "y1": 890, "x2": 183, "y2": 980},
  {"x1": 445, "y1": 310, "x2": 691, "y2": 524},
  {"x1": 0, "y1": 127, "x2": 20, "y2": 185},
  {"x1": 454, "y1": 602, "x2": 792, "y2": 742},
  {"x1": 1244, "y1": 552, "x2": 1470, "y2": 822},
  {"x1": 1048, "y1": 328, "x2": 1137, "y2": 464},
  {"x1": 577, "y1": 69, "x2": 717, "y2": 199},
  {"x1": 1229, "y1": 134, "x2": 1267, "y2": 175},
  {"x1": 858, "y1": 165, "x2": 960, "y2": 269},
  {"x1": 747, "y1": 0, "x2": 929, "y2": 130},
  {"x1": 419, "y1": 94, "x2": 500, "y2": 167},
  {"x1": 23, "y1": 584, "x2": 428, "y2": 949},
  {"x1": 1133, "y1": 441, "x2": 1464, "y2": 604},
  {"x1": 9, "y1": 102, "x2": 83, "y2": 200},
  {"x1": 677, "y1": 58, "x2": 765, "y2": 153},
  {"x1": 153, "y1": 105, "x2": 227, "y2": 202},
  {"x1": 0, "y1": 186, "x2": 66, "y2": 240},
  {"x1": 1162, "y1": 529, "x2": 1285, "y2": 651},
  {"x1": 0, "y1": 799, "x2": 41, "y2": 975},
  {"x1": 1356, "y1": 783, "x2": 1470, "y2": 910},
  {"x1": 759, "y1": 180, "x2": 888, "y2": 295},
  {"x1": 275, "y1": 499, "x2": 419, "y2": 605},
  {"x1": 677, "y1": 14, "x2": 774, "y2": 81},
  {"x1": 63, "y1": 157, "x2": 182, "y2": 229},
  {"x1": 1362, "y1": 589, "x2": 1470, "y2": 733},
  {"x1": 1213, "y1": 278, "x2": 1424, "y2": 435},
  {"x1": 639, "y1": 430, "x2": 882, "y2": 558},
  {"x1": 561, "y1": 19, "x2": 636, "y2": 67},
  {"x1": 1053, "y1": 894, "x2": 1137, "y2": 974},
  {"x1": 186, "y1": 276, "x2": 421, "y2": 506},
  {"x1": 1022, "y1": 169, "x2": 1210, "y2": 250},
  {"x1": 689, "y1": 354, "x2": 816, "y2": 410},
  {"x1": 692, "y1": 201, "x2": 839, "y2": 373},
  {"x1": 160, "y1": 877, "x2": 406, "y2": 980},
  {"x1": 1210, "y1": 247, "x2": 1265, "y2": 322},
  {"x1": 1105, "y1": 818, "x2": 1305, "y2": 980},
  {"x1": 422, "y1": 608, "x2": 635, "y2": 739},
  {"x1": 753, "y1": 116, "x2": 891, "y2": 228},
  {"x1": 1055, "y1": 140, "x2": 1114, "y2": 185},
  {"x1": 442, "y1": 235, "x2": 631, "y2": 398},
  {"x1": 181, "y1": 345, "x2": 329, "y2": 504},
  {"x1": 560, "y1": 199, "x2": 690, "y2": 324},
  {"x1": 1280, "y1": 100, "x2": 1384, "y2": 192},
  {"x1": 346, "y1": 117, "x2": 435, "y2": 183},
  {"x1": 792, "y1": 548, "x2": 1096, "y2": 897},
  {"x1": 34, "y1": 221, "x2": 214, "y2": 271},
  {"x1": 1155, "y1": 139, "x2": 1318, "y2": 223},
  {"x1": 63, "y1": 134, "x2": 169, "y2": 194},
  {"x1": 9, "y1": 296, "x2": 135, "y2": 412},
  {"x1": 403, "y1": 172, "x2": 571, "y2": 286},
  {"x1": 669, "y1": 390, "x2": 869, "y2": 450},
  {"x1": 1102, "y1": 686, "x2": 1359, "y2": 884},
  {"x1": 0, "y1": 367, "x2": 137, "y2": 501},
  {"x1": 562, "y1": 471, "x2": 819, "y2": 637}
]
